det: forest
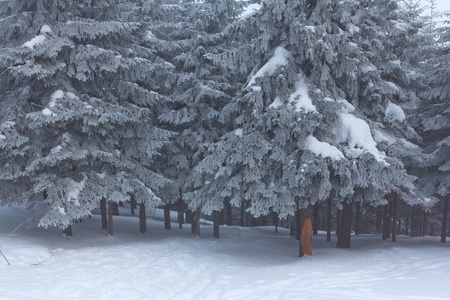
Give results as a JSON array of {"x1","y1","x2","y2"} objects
[{"x1": 0, "y1": 0, "x2": 449, "y2": 257}]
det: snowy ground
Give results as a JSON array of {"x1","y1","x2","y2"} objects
[{"x1": 1, "y1": 205, "x2": 449, "y2": 300}]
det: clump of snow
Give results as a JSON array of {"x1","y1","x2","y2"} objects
[
  {"x1": 42, "y1": 108, "x2": 56, "y2": 116},
  {"x1": 23, "y1": 35, "x2": 46, "y2": 49},
  {"x1": 239, "y1": 3, "x2": 262, "y2": 19},
  {"x1": 50, "y1": 145, "x2": 62, "y2": 155},
  {"x1": 304, "y1": 135, "x2": 344, "y2": 161},
  {"x1": 289, "y1": 79, "x2": 316, "y2": 113},
  {"x1": 337, "y1": 99, "x2": 355, "y2": 113},
  {"x1": 57, "y1": 206, "x2": 66, "y2": 215},
  {"x1": 234, "y1": 128, "x2": 243, "y2": 137},
  {"x1": 49, "y1": 90, "x2": 64, "y2": 108},
  {"x1": 269, "y1": 96, "x2": 283, "y2": 109},
  {"x1": 0, "y1": 134, "x2": 5, "y2": 140},
  {"x1": 40, "y1": 25, "x2": 52, "y2": 34},
  {"x1": 66, "y1": 177, "x2": 86, "y2": 207},
  {"x1": 336, "y1": 113, "x2": 387, "y2": 164},
  {"x1": 247, "y1": 47, "x2": 290, "y2": 87},
  {"x1": 385, "y1": 102, "x2": 405, "y2": 123},
  {"x1": 66, "y1": 92, "x2": 76, "y2": 100}
]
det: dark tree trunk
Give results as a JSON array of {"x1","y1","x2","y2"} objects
[
  {"x1": 336, "y1": 200, "x2": 352, "y2": 248},
  {"x1": 185, "y1": 210, "x2": 194, "y2": 224},
  {"x1": 405, "y1": 214, "x2": 409, "y2": 235},
  {"x1": 299, "y1": 205, "x2": 313, "y2": 257},
  {"x1": 382, "y1": 203, "x2": 390, "y2": 240},
  {"x1": 193, "y1": 208, "x2": 201, "y2": 237},
  {"x1": 376, "y1": 206, "x2": 382, "y2": 234},
  {"x1": 441, "y1": 196, "x2": 449, "y2": 243},
  {"x1": 213, "y1": 210, "x2": 220, "y2": 238},
  {"x1": 130, "y1": 195, "x2": 136, "y2": 215},
  {"x1": 326, "y1": 198, "x2": 331, "y2": 242},
  {"x1": 354, "y1": 201, "x2": 361, "y2": 235},
  {"x1": 295, "y1": 208, "x2": 301, "y2": 240},
  {"x1": 411, "y1": 205, "x2": 417, "y2": 237},
  {"x1": 422, "y1": 211, "x2": 427, "y2": 236},
  {"x1": 63, "y1": 225, "x2": 73, "y2": 237},
  {"x1": 219, "y1": 209, "x2": 224, "y2": 225},
  {"x1": 100, "y1": 198, "x2": 107, "y2": 230},
  {"x1": 240, "y1": 203, "x2": 245, "y2": 227},
  {"x1": 392, "y1": 194, "x2": 398, "y2": 242},
  {"x1": 164, "y1": 205, "x2": 171, "y2": 230},
  {"x1": 313, "y1": 203, "x2": 319, "y2": 235},
  {"x1": 336, "y1": 209, "x2": 341, "y2": 237},
  {"x1": 112, "y1": 202, "x2": 119, "y2": 216},
  {"x1": 139, "y1": 203, "x2": 147, "y2": 234},
  {"x1": 119, "y1": 201, "x2": 124, "y2": 207},
  {"x1": 226, "y1": 201, "x2": 232, "y2": 226},
  {"x1": 108, "y1": 201, "x2": 113, "y2": 236},
  {"x1": 273, "y1": 212, "x2": 278, "y2": 233}
]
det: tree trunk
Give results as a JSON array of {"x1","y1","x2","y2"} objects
[
  {"x1": 100, "y1": 198, "x2": 107, "y2": 230},
  {"x1": 130, "y1": 195, "x2": 136, "y2": 215},
  {"x1": 392, "y1": 194, "x2": 398, "y2": 242},
  {"x1": 313, "y1": 203, "x2": 319, "y2": 235},
  {"x1": 108, "y1": 201, "x2": 113, "y2": 236},
  {"x1": 193, "y1": 208, "x2": 201, "y2": 237},
  {"x1": 226, "y1": 201, "x2": 232, "y2": 226},
  {"x1": 63, "y1": 225, "x2": 73, "y2": 238},
  {"x1": 336, "y1": 200, "x2": 352, "y2": 248},
  {"x1": 382, "y1": 203, "x2": 390, "y2": 240},
  {"x1": 139, "y1": 203, "x2": 146, "y2": 234},
  {"x1": 326, "y1": 198, "x2": 331, "y2": 242},
  {"x1": 441, "y1": 196, "x2": 449, "y2": 243},
  {"x1": 295, "y1": 207, "x2": 301, "y2": 241},
  {"x1": 354, "y1": 201, "x2": 361, "y2": 235},
  {"x1": 112, "y1": 202, "x2": 119, "y2": 216},
  {"x1": 240, "y1": 203, "x2": 245, "y2": 227},
  {"x1": 411, "y1": 205, "x2": 417, "y2": 237},
  {"x1": 422, "y1": 210, "x2": 427, "y2": 236},
  {"x1": 375, "y1": 206, "x2": 382, "y2": 234},
  {"x1": 336, "y1": 209, "x2": 341, "y2": 237},
  {"x1": 185, "y1": 210, "x2": 194, "y2": 224},
  {"x1": 299, "y1": 205, "x2": 313, "y2": 257},
  {"x1": 219, "y1": 209, "x2": 224, "y2": 225},
  {"x1": 273, "y1": 212, "x2": 278, "y2": 233},
  {"x1": 405, "y1": 214, "x2": 409, "y2": 235},
  {"x1": 164, "y1": 205, "x2": 171, "y2": 230},
  {"x1": 213, "y1": 210, "x2": 220, "y2": 238}
]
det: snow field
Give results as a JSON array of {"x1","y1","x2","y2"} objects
[{"x1": 0, "y1": 206, "x2": 449, "y2": 300}]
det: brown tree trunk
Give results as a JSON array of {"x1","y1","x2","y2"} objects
[
  {"x1": 326, "y1": 198, "x2": 331, "y2": 242},
  {"x1": 441, "y1": 196, "x2": 449, "y2": 243},
  {"x1": 100, "y1": 198, "x2": 107, "y2": 230},
  {"x1": 295, "y1": 207, "x2": 301, "y2": 240},
  {"x1": 213, "y1": 210, "x2": 220, "y2": 238},
  {"x1": 108, "y1": 201, "x2": 113, "y2": 236},
  {"x1": 164, "y1": 205, "x2": 171, "y2": 230},
  {"x1": 299, "y1": 205, "x2": 313, "y2": 257},
  {"x1": 139, "y1": 203, "x2": 146, "y2": 234},
  {"x1": 336, "y1": 200, "x2": 352, "y2": 248},
  {"x1": 354, "y1": 201, "x2": 361, "y2": 235},
  {"x1": 63, "y1": 225, "x2": 73, "y2": 238},
  {"x1": 392, "y1": 194, "x2": 398, "y2": 242},
  {"x1": 313, "y1": 203, "x2": 319, "y2": 235}
]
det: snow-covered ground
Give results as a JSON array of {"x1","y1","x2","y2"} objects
[{"x1": 1, "y1": 205, "x2": 449, "y2": 300}]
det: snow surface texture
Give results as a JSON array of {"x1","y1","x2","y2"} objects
[{"x1": 1, "y1": 206, "x2": 449, "y2": 300}]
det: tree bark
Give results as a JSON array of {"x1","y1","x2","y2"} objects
[
  {"x1": 313, "y1": 203, "x2": 319, "y2": 235},
  {"x1": 100, "y1": 198, "x2": 107, "y2": 230},
  {"x1": 108, "y1": 201, "x2": 113, "y2": 236},
  {"x1": 411, "y1": 205, "x2": 417, "y2": 237},
  {"x1": 354, "y1": 201, "x2": 361, "y2": 235},
  {"x1": 336, "y1": 200, "x2": 352, "y2": 248},
  {"x1": 226, "y1": 201, "x2": 232, "y2": 226},
  {"x1": 273, "y1": 212, "x2": 278, "y2": 233},
  {"x1": 63, "y1": 225, "x2": 73, "y2": 238},
  {"x1": 382, "y1": 203, "x2": 390, "y2": 240},
  {"x1": 441, "y1": 196, "x2": 449, "y2": 243},
  {"x1": 299, "y1": 205, "x2": 313, "y2": 257},
  {"x1": 164, "y1": 205, "x2": 171, "y2": 230},
  {"x1": 375, "y1": 206, "x2": 382, "y2": 234},
  {"x1": 392, "y1": 194, "x2": 398, "y2": 242},
  {"x1": 219, "y1": 209, "x2": 224, "y2": 225},
  {"x1": 326, "y1": 198, "x2": 331, "y2": 242},
  {"x1": 422, "y1": 210, "x2": 427, "y2": 236},
  {"x1": 193, "y1": 208, "x2": 201, "y2": 237},
  {"x1": 130, "y1": 195, "x2": 136, "y2": 215},
  {"x1": 240, "y1": 203, "x2": 245, "y2": 227},
  {"x1": 405, "y1": 214, "x2": 409, "y2": 235},
  {"x1": 336, "y1": 209, "x2": 341, "y2": 237},
  {"x1": 213, "y1": 210, "x2": 220, "y2": 238},
  {"x1": 295, "y1": 207, "x2": 301, "y2": 240},
  {"x1": 139, "y1": 203, "x2": 146, "y2": 234}
]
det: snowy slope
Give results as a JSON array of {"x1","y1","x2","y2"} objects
[{"x1": 0, "y1": 206, "x2": 449, "y2": 300}]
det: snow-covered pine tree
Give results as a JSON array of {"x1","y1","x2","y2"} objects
[{"x1": 0, "y1": 0, "x2": 175, "y2": 233}]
